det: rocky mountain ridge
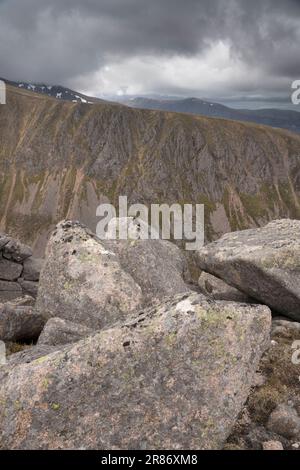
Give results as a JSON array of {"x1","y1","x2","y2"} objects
[
  {"x1": 1, "y1": 85, "x2": 300, "y2": 255},
  {"x1": 4, "y1": 79, "x2": 300, "y2": 134}
]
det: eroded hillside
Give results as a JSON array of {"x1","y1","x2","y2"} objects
[{"x1": 1, "y1": 85, "x2": 300, "y2": 254}]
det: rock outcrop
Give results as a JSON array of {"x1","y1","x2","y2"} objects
[
  {"x1": 0, "y1": 234, "x2": 43, "y2": 302},
  {"x1": 197, "y1": 220, "x2": 300, "y2": 320},
  {"x1": 35, "y1": 221, "x2": 143, "y2": 329},
  {"x1": 0, "y1": 292, "x2": 271, "y2": 450}
]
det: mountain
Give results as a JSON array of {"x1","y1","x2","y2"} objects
[
  {"x1": 120, "y1": 96, "x2": 300, "y2": 134},
  {"x1": 0, "y1": 77, "x2": 105, "y2": 104},
  {"x1": 4, "y1": 79, "x2": 300, "y2": 134},
  {"x1": 1, "y1": 84, "x2": 300, "y2": 255}
]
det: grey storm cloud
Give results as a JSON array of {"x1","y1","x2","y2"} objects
[{"x1": 0, "y1": 0, "x2": 299, "y2": 96}]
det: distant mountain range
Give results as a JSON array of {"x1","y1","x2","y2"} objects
[
  {"x1": 0, "y1": 78, "x2": 105, "y2": 104},
  {"x1": 2, "y1": 78, "x2": 300, "y2": 134},
  {"x1": 119, "y1": 96, "x2": 300, "y2": 134}
]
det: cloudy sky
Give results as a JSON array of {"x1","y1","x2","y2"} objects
[{"x1": 0, "y1": 0, "x2": 299, "y2": 103}]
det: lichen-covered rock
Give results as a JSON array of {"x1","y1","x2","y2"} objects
[
  {"x1": 198, "y1": 271, "x2": 253, "y2": 302},
  {"x1": 0, "y1": 303, "x2": 46, "y2": 342},
  {"x1": 197, "y1": 220, "x2": 300, "y2": 320},
  {"x1": 35, "y1": 221, "x2": 143, "y2": 329},
  {"x1": 38, "y1": 318, "x2": 93, "y2": 347},
  {"x1": 103, "y1": 217, "x2": 191, "y2": 304},
  {"x1": 0, "y1": 292, "x2": 271, "y2": 450}
]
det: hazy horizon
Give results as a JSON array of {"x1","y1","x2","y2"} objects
[{"x1": 1, "y1": 0, "x2": 300, "y2": 111}]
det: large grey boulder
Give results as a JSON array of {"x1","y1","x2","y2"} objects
[
  {"x1": 35, "y1": 221, "x2": 143, "y2": 329},
  {"x1": 0, "y1": 292, "x2": 271, "y2": 450},
  {"x1": 103, "y1": 218, "x2": 191, "y2": 304},
  {"x1": 38, "y1": 318, "x2": 93, "y2": 347},
  {"x1": 197, "y1": 220, "x2": 300, "y2": 320}
]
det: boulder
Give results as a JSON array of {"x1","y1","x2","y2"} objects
[
  {"x1": 0, "y1": 292, "x2": 271, "y2": 450},
  {"x1": 0, "y1": 259, "x2": 23, "y2": 281},
  {"x1": 267, "y1": 405, "x2": 300, "y2": 439},
  {"x1": 22, "y1": 257, "x2": 43, "y2": 281},
  {"x1": 35, "y1": 221, "x2": 143, "y2": 329},
  {"x1": 38, "y1": 318, "x2": 93, "y2": 347},
  {"x1": 17, "y1": 279, "x2": 39, "y2": 298},
  {"x1": 198, "y1": 271, "x2": 253, "y2": 302},
  {"x1": 0, "y1": 280, "x2": 22, "y2": 302},
  {"x1": 2, "y1": 239, "x2": 32, "y2": 263},
  {"x1": 197, "y1": 220, "x2": 300, "y2": 320},
  {"x1": 103, "y1": 218, "x2": 191, "y2": 304},
  {"x1": 0, "y1": 234, "x2": 10, "y2": 250},
  {"x1": 262, "y1": 440, "x2": 284, "y2": 450},
  {"x1": 0, "y1": 303, "x2": 46, "y2": 342}
]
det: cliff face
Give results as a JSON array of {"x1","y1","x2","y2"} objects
[{"x1": 1, "y1": 85, "x2": 300, "y2": 254}]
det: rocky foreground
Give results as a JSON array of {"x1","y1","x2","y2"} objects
[{"x1": 0, "y1": 219, "x2": 300, "y2": 449}]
